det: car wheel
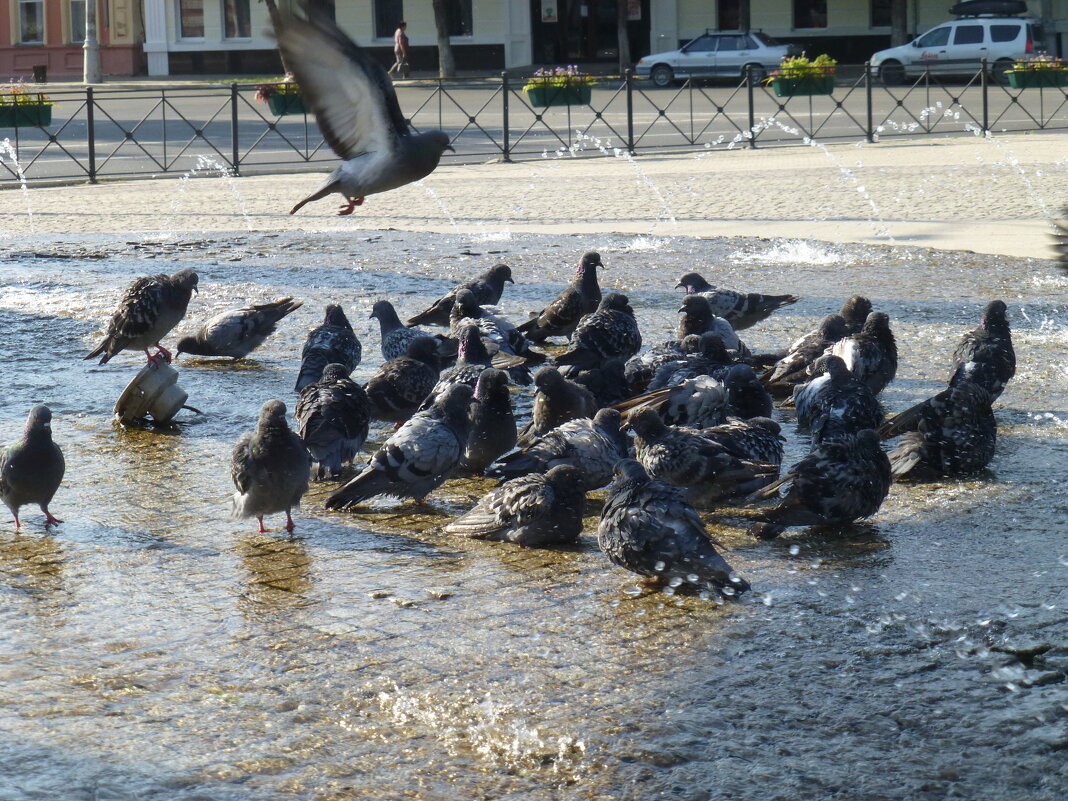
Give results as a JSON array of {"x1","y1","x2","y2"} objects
[
  {"x1": 650, "y1": 65, "x2": 675, "y2": 88},
  {"x1": 742, "y1": 63, "x2": 766, "y2": 83},
  {"x1": 991, "y1": 59, "x2": 1014, "y2": 86},
  {"x1": 879, "y1": 61, "x2": 905, "y2": 86}
]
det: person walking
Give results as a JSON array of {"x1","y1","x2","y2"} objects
[{"x1": 388, "y1": 20, "x2": 410, "y2": 80}]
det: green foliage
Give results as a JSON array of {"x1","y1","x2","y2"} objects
[
  {"x1": 1007, "y1": 56, "x2": 1068, "y2": 73},
  {"x1": 768, "y1": 53, "x2": 837, "y2": 81},
  {"x1": 0, "y1": 83, "x2": 52, "y2": 108},
  {"x1": 523, "y1": 66, "x2": 598, "y2": 92},
  {"x1": 255, "y1": 72, "x2": 301, "y2": 103}
]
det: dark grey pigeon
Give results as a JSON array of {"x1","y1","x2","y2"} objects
[
  {"x1": 746, "y1": 429, "x2": 891, "y2": 540},
  {"x1": 422, "y1": 324, "x2": 527, "y2": 410},
  {"x1": 176, "y1": 297, "x2": 302, "y2": 359},
  {"x1": 0, "y1": 405, "x2": 65, "y2": 529},
  {"x1": 722, "y1": 364, "x2": 773, "y2": 419},
  {"x1": 624, "y1": 339, "x2": 687, "y2": 395},
  {"x1": 295, "y1": 304, "x2": 362, "y2": 391},
  {"x1": 516, "y1": 252, "x2": 604, "y2": 342},
  {"x1": 365, "y1": 337, "x2": 440, "y2": 424},
  {"x1": 614, "y1": 375, "x2": 729, "y2": 430},
  {"x1": 486, "y1": 408, "x2": 628, "y2": 491},
  {"x1": 675, "y1": 271, "x2": 798, "y2": 331},
  {"x1": 449, "y1": 289, "x2": 546, "y2": 364},
  {"x1": 555, "y1": 292, "x2": 642, "y2": 371},
  {"x1": 407, "y1": 263, "x2": 514, "y2": 327},
  {"x1": 793, "y1": 355, "x2": 884, "y2": 445},
  {"x1": 517, "y1": 366, "x2": 597, "y2": 448},
  {"x1": 598, "y1": 459, "x2": 750, "y2": 598},
  {"x1": 569, "y1": 358, "x2": 632, "y2": 408},
  {"x1": 231, "y1": 400, "x2": 311, "y2": 533},
  {"x1": 274, "y1": 9, "x2": 454, "y2": 215},
  {"x1": 295, "y1": 363, "x2": 370, "y2": 480},
  {"x1": 370, "y1": 300, "x2": 438, "y2": 361},
  {"x1": 761, "y1": 313, "x2": 850, "y2": 398},
  {"x1": 824, "y1": 311, "x2": 897, "y2": 396},
  {"x1": 647, "y1": 333, "x2": 735, "y2": 391},
  {"x1": 676, "y1": 294, "x2": 747, "y2": 354},
  {"x1": 445, "y1": 465, "x2": 586, "y2": 548},
  {"x1": 85, "y1": 269, "x2": 199, "y2": 364},
  {"x1": 699, "y1": 417, "x2": 786, "y2": 467},
  {"x1": 325, "y1": 384, "x2": 473, "y2": 509},
  {"x1": 461, "y1": 369, "x2": 517, "y2": 475},
  {"x1": 1055, "y1": 207, "x2": 1068, "y2": 270},
  {"x1": 840, "y1": 295, "x2": 874, "y2": 334}
]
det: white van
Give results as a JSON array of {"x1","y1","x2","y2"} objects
[{"x1": 871, "y1": 14, "x2": 1045, "y2": 85}]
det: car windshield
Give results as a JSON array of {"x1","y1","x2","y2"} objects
[{"x1": 751, "y1": 31, "x2": 781, "y2": 46}]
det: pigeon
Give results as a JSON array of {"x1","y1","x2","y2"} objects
[
  {"x1": 722, "y1": 363, "x2": 774, "y2": 419},
  {"x1": 294, "y1": 304, "x2": 362, "y2": 392},
  {"x1": 699, "y1": 417, "x2": 786, "y2": 466},
  {"x1": 624, "y1": 339, "x2": 687, "y2": 395},
  {"x1": 516, "y1": 252, "x2": 605, "y2": 342},
  {"x1": 370, "y1": 300, "x2": 438, "y2": 361},
  {"x1": 840, "y1": 295, "x2": 875, "y2": 334},
  {"x1": 597, "y1": 460, "x2": 750, "y2": 598},
  {"x1": 231, "y1": 400, "x2": 311, "y2": 533},
  {"x1": 647, "y1": 333, "x2": 735, "y2": 391},
  {"x1": 761, "y1": 313, "x2": 850, "y2": 397},
  {"x1": 793, "y1": 355, "x2": 884, "y2": 445},
  {"x1": 325, "y1": 383, "x2": 473, "y2": 509},
  {"x1": 449, "y1": 289, "x2": 546, "y2": 364},
  {"x1": 517, "y1": 366, "x2": 597, "y2": 448},
  {"x1": 176, "y1": 297, "x2": 303, "y2": 359},
  {"x1": 274, "y1": 9, "x2": 454, "y2": 215},
  {"x1": 364, "y1": 337, "x2": 441, "y2": 424},
  {"x1": 555, "y1": 293, "x2": 642, "y2": 370},
  {"x1": 569, "y1": 358, "x2": 632, "y2": 408},
  {"x1": 406, "y1": 263, "x2": 514, "y2": 328},
  {"x1": 885, "y1": 384, "x2": 996, "y2": 479},
  {"x1": 614, "y1": 375, "x2": 729, "y2": 430},
  {"x1": 295, "y1": 363, "x2": 370, "y2": 480},
  {"x1": 486, "y1": 408, "x2": 628, "y2": 491},
  {"x1": 628, "y1": 408, "x2": 778, "y2": 505},
  {"x1": 824, "y1": 311, "x2": 897, "y2": 396},
  {"x1": 461, "y1": 369, "x2": 517, "y2": 475},
  {"x1": 422, "y1": 323, "x2": 518, "y2": 408},
  {"x1": 675, "y1": 272, "x2": 798, "y2": 331},
  {"x1": 85, "y1": 269, "x2": 199, "y2": 364},
  {"x1": 0, "y1": 406, "x2": 65, "y2": 529},
  {"x1": 676, "y1": 295, "x2": 748, "y2": 354},
  {"x1": 444, "y1": 464, "x2": 586, "y2": 548},
  {"x1": 746, "y1": 429, "x2": 891, "y2": 540},
  {"x1": 1054, "y1": 207, "x2": 1068, "y2": 270}
]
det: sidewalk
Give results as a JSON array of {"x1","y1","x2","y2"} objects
[{"x1": 3, "y1": 132, "x2": 1064, "y2": 260}]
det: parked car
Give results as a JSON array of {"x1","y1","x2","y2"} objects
[
  {"x1": 635, "y1": 31, "x2": 799, "y2": 87},
  {"x1": 871, "y1": 12, "x2": 1044, "y2": 85}
]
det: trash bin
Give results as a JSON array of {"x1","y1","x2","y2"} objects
[{"x1": 31, "y1": 65, "x2": 47, "y2": 83}]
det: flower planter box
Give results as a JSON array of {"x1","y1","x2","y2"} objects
[
  {"x1": 267, "y1": 93, "x2": 306, "y2": 116},
  {"x1": 0, "y1": 103, "x2": 52, "y2": 128},
  {"x1": 1006, "y1": 71, "x2": 1068, "y2": 89},
  {"x1": 525, "y1": 84, "x2": 592, "y2": 108},
  {"x1": 771, "y1": 75, "x2": 836, "y2": 97}
]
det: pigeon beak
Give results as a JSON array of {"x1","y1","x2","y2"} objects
[
  {"x1": 674, "y1": 282, "x2": 685, "y2": 290},
  {"x1": 677, "y1": 306, "x2": 686, "y2": 315},
  {"x1": 445, "y1": 144, "x2": 455, "y2": 153}
]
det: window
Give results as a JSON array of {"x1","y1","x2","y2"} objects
[
  {"x1": 915, "y1": 26, "x2": 950, "y2": 47},
  {"x1": 179, "y1": 0, "x2": 204, "y2": 38},
  {"x1": 871, "y1": 0, "x2": 891, "y2": 27},
  {"x1": 684, "y1": 35, "x2": 718, "y2": 53},
  {"x1": 224, "y1": 0, "x2": 251, "y2": 38},
  {"x1": 793, "y1": 0, "x2": 827, "y2": 29},
  {"x1": 18, "y1": 0, "x2": 44, "y2": 43},
  {"x1": 990, "y1": 24, "x2": 1022, "y2": 43},
  {"x1": 70, "y1": 0, "x2": 86, "y2": 44},
  {"x1": 953, "y1": 25, "x2": 984, "y2": 45},
  {"x1": 717, "y1": 36, "x2": 747, "y2": 52},
  {"x1": 374, "y1": 0, "x2": 403, "y2": 39}
]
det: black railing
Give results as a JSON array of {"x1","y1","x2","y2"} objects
[{"x1": 2, "y1": 62, "x2": 1066, "y2": 185}]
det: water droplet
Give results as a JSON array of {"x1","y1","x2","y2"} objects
[
  {"x1": 686, "y1": 573, "x2": 699, "y2": 583},
  {"x1": 654, "y1": 560, "x2": 666, "y2": 572},
  {"x1": 668, "y1": 576, "x2": 683, "y2": 588}
]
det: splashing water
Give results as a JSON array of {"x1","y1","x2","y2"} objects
[
  {"x1": 737, "y1": 238, "x2": 845, "y2": 266},
  {"x1": 963, "y1": 124, "x2": 1058, "y2": 224},
  {"x1": 0, "y1": 139, "x2": 34, "y2": 231}
]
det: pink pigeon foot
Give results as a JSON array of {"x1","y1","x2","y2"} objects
[
  {"x1": 338, "y1": 196, "x2": 365, "y2": 216},
  {"x1": 43, "y1": 510, "x2": 63, "y2": 526},
  {"x1": 257, "y1": 516, "x2": 267, "y2": 533},
  {"x1": 285, "y1": 511, "x2": 296, "y2": 533}
]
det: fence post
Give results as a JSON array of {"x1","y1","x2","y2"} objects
[
  {"x1": 625, "y1": 68, "x2": 635, "y2": 154},
  {"x1": 501, "y1": 72, "x2": 511, "y2": 162},
  {"x1": 980, "y1": 58, "x2": 989, "y2": 133},
  {"x1": 747, "y1": 64, "x2": 757, "y2": 149},
  {"x1": 86, "y1": 86, "x2": 96, "y2": 183},
  {"x1": 231, "y1": 84, "x2": 240, "y2": 176},
  {"x1": 865, "y1": 61, "x2": 874, "y2": 143}
]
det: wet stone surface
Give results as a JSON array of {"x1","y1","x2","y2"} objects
[{"x1": 0, "y1": 230, "x2": 1066, "y2": 800}]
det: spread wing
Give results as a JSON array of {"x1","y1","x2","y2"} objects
[{"x1": 273, "y1": 10, "x2": 410, "y2": 160}]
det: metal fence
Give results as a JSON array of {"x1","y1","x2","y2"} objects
[{"x1": 2, "y1": 63, "x2": 1066, "y2": 185}]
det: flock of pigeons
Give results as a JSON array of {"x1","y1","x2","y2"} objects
[{"x1": 0, "y1": 251, "x2": 1018, "y2": 600}]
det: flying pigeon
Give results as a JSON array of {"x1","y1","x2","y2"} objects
[
  {"x1": 761, "y1": 313, "x2": 850, "y2": 397},
  {"x1": 295, "y1": 363, "x2": 370, "y2": 480},
  {"x1": 364, "y1": 336, "x2": 441, "y2": 424},
  {"x1": 407, "y1": 263, "x2": 514, "y2": 328},
  {"x1": 0, "y1": 405, "x2": 65, "y2": 529},
  {"x1": 676, "y1": 295, "x2": 748, "y2": 355},
  {"x1": 294, "y1": 304, "x2": 362, "y2": 391},
  {"x1": 746, "y1": 429, "x2": 891, "y2": 540},
  {"x1": 597, "y1": 459, "x2": 750, "y2": 598},
  {"x1": 461, "y1": 369, "x2": 517, "y2": 475},
  {"x1": 231, "y1": 400, "x2": 311, "y2": 533},
  {"x1": 517, "y1": 366, "x2": 597, "y2": 448},
  {"x1": 176, "y1": 297, "x2": 302, "y2": 359},
  {"x1": 793, "y1": 355, "x2": 884, "y2": 445},
  {"x1": 614, "y1": 374, "x2": 729, "y2": 430},
  {"x1": 274, "y1": 9, "x2": 454, "y2": 215},
  {"x1": 675, "y1": 272, "x2": 798, "y2": 331},
  {"x1": 444, "y1": 464, "x2": 586, "y2": 548},
  {"x1": 324, "y1": 383, "x2": 473, "y2": 509},
  {"x1": 824, "y1": 311, "x2": 897, "y2": 396},
  {"x1": 516, "y1": 252, "x2": 605, "y2": 342},
  {"x1": 85, "y1": 269, "x2": 199, "y2": 364},
  {"x1": 370, "y1": 300, "x2": 439, "y2": 361},
  {"x1": 555, "y1": 292, "x2": 642, "y2": 370}
]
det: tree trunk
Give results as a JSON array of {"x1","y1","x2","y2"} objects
[
  {"x1": 431, "y1": 0, "x2": 456, "y2": 79},
  {"x1": 890, "y1": 0, "x2": 908, "y2": 47},
  {"x1": 616, "y1": 1, "x2": 631, "y2": 74}
]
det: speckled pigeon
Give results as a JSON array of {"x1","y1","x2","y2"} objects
[
  {"x1": 614, "y1": 375, "x2": 729, "y2": 430},
  {"x1": 176, "y1": 297, "x2": 302, "y2": 359},
  {"x1": 324, "y1": 383, "x2": 472, "y2": 509},
  {"x1": 598, "y1": 459, "x2": 750, "y2": 598},
  {"x1": 231, "y1": 400, "x2": 311, "y2": 533},
  {"x1": 294, "y1": 304, "x2": 362, "y2": 391},
  {"x1": 647, "y1": 333, "x2": 735, "y2": 391},
  {"x1": 569, "y1": 358, "x2": 632, "y2": 408},
  {"x1": 449, "y1": 289, "x2": 545, "y2": 364},
  {"x1": 517, "y1": 366, "x2": 597, "y2": 448},
  {"x1": 1054, "y1": 208, "x2": 1068, "y2": 270},
  {"x1": 407, "y1": 263, "x2": 514, "y2": 327},
  {"x1": 85, "y1": 269, "x2": 199, "y2": 364},
  {"x1": 295, "y1": 363, "x2": 370, "y2": 480},
  {"x1": 370, "y1": 300, "x2": 439, "y2": 361},
  {"x1": 676, "y1": 294, "x2": 748, "y2": 355},
  {"x1": 824, "y1": 311, "x2": 897, "y2": 396},
  {"x1": 0, "y1": 405, "x2": 65, "y2": 529},
  {"x1": 516, "y1": 252, "x2": 604, "y2": 342},
  {"x1": 461, "y1": 369, "x2": 517, "y2": 475},
  {"x1": 947, "y1": 300, "x2": 1015, "y2": 400},
  {"x1": 761, "y1": 313, "x2": 850, "y2": 397},
  {"x1": 675, "y1": 271, "x2": 798, "y2": 331},
  {"x1": 746, "y1": 429, "x2": 891, "y2": 540},
  {"x1": 422, "y1": 324, "x2": 527, "y2": 410},
  {"x1": 445, "y1": 464, "x2": 586, "y2": 548},
  {"x1": 555, "y1": 292, "x2": 642, "y2": 371},
  {"x1": 839, "y1": 295, "x2": 874, "y2": 334},
  {"x1": 793, "y1": 355, "x2": 884, "y2": 445},
  {"x1": 699, "y1": 417, "x2": 786, "y2": 467},
  {"x1": 722, "y1": 363, "x2": 773, "y2": 419},
  {"x1": 274, "y1": 9, "x2": 454, "y2": 215},
  {"x1": 624, "y1": 339, "x2": 687, "y2": 395},
  {"x1": 365, "y1": 336, "x2": 440, "y2": 424}
]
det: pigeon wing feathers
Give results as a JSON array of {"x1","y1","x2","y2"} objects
[{"x1": 444, "y1": 475, "x2": 554, "y2": 538}]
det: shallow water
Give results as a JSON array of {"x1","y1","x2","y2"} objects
[{"x1": 0, "y1": 231, "x2": 1066, "y2": 800}]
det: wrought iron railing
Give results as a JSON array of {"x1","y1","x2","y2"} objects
[{"x1": 2, "y1": 62, "x2": 1066, "y2": 184}]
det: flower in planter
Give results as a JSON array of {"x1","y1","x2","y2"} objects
[
  {"x1": 0, "y1": 81, "x2": 53, "y2": 108},
  {"x1": 255, "y1": 71, "x2": 301, "y2": 103},
  {"x1": 766, "y1": 53, "x2": 837, "y2": 82},
  {"x1": 1006, "y1": 54, "x2": 1068, "y2": 74},
  {"x1": 523, "y1": 66, "x2": 598, "y2": 93}
]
